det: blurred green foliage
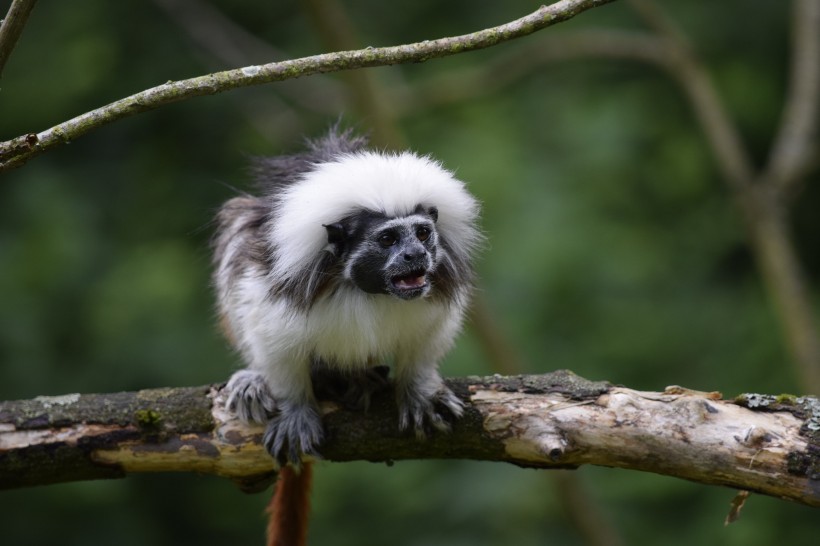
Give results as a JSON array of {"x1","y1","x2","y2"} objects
[{"x1": 1, "y1": 0, "x2": 818, "y2": 545}]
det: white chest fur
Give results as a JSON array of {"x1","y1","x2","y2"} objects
[{"x1": 306, "y1": 290, "x2": 450, "y2": 367}]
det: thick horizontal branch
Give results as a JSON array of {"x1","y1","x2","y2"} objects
[
  {"x1": 1, "y1": 370, "x2": 819, "y2": 507},
  {"x1": 0, "y1": 0, "x2": 614, "y2": 172}
]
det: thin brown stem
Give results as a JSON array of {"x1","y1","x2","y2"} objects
[
  {"x1": 743, "y1": 187, "x2": 820, "y2": 393},
  {"x1": 765, "y1": 0, "x2": 820, "y2": 195},
  {"x1": 627, "y1": 1, "x2": 820, "y2": 393},
  {"x1": 151, "y1": 0, "x2": 344, "y2": 114},
  {"x1": 0, "y1": 0, "x2": 38, "y2": 78},
  {"x1": 628, "y1": 0, "x2": 756, "y2": 191},
  {"x1": 300, "y1": 0, "x2": 406, "y2": 149}
]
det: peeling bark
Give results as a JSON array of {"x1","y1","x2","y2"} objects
[{"x1": 1, "y1": 371, "x2": 818, "y2": 507}]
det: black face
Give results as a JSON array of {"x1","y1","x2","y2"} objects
[{"x1": 324, "y1": 206, "x2": 439, "y2": 300}]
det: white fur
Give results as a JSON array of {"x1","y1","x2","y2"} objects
[
  {"x1": 269, "y1": 151, "x2": 480, "y2": 283},
  {"x1": 226, "y1": 270, "x2": 469, "y2": 404},
  {"x1": 219, "y1": 148, "x2": 479, "y2": 426}
]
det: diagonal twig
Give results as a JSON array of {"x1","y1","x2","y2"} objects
[
  {"x1": 627, "y1": 0, "x2": 756, "y2": 192},
  {"x1": 0, "y1": 0, "x2": 615, "y2": 173}
]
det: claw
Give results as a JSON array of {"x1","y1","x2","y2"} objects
[
  {"x1": 225, "y1": 370, "x2": 277, "y2": 423},
  {"x1": 397, "y1": 385, "x2": 464, "y2": 439},
  {"x1": 262, "y1": 403, "x2": 324, "y2": 466}
]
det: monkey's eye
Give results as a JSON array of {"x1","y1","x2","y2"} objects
[
  {"x1": 378, "y1": 232, "x2": 398, "y2": 247},
  {"x1": 416, "y1": 227, "x2": 431, "y2": 242}
]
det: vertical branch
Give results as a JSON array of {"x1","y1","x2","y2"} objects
[
  {"x1": 628, "y1": 0, "x2": 756, "y2": 191},
  {"x1": 755, "y1": 0, "x2": 820, "y2": 391},
  {"x1": 0, "y1": 0, "x2": 38, "y2": 77},
  {"x1": 743, "y1": 187, "x2": 820, "y2": 392},
  {"x1": 631, "y1": 0, "x2": 820, "y2": 394},
  {"x1": 765, "y1": 0, "x2": 820, "y2": 194},
  {"x1": 300, "y1": 0, "x2": 406, "y2": 149}
]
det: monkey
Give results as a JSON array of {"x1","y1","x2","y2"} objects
[{"x1": 212, "y1": 127, "x2": 481, "y2": 545}]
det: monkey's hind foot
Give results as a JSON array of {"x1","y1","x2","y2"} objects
[
  {"x1": 264, "y1": 402, "x2": 324, "y2": 467},
  {"x1": 397, "y1": 384, "x2": 465, "y2": 440},
  {"x1": 225, "y1": 370, "x2": 277, "y2": 424},
  {"x1": 312, "y1": 365, "x2": 391, "y2": 411}
]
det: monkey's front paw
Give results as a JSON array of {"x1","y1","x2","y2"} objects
[
  {"x1": 264, "y1": 403, "x2": 324, "y2": 467},
  {"x1": 225, "y1": 370, "x2": 277, "y2": 424},
  {"x1": 397, "y1": 385, "x2": 464, "y2": 439}
]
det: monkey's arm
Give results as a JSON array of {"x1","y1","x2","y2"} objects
[
  {"x1": 393, "y1": 317, "x2": 466, "y2": 437},
  {"x1": 225, "y1": 358, "x2": 323, "y2": 466}
]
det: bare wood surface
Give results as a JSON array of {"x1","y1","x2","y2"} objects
[{"x1": 2, "y1": 371, "x2": 819, "y2": 507}]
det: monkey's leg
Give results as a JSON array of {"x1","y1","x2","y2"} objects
[
  {"x1": 263, "y1": 398, "x2": 324, "y2": 467},
  {"x1": 255, "y1": 356, "x2": 324, "y2": 466},
  {"x1": 225, "y1": 368, "x2": 324, "y2": 466}
]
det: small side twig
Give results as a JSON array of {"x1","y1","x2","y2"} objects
[{"x1": 0, "y1": 0, "x2": 38, "y2": 78}]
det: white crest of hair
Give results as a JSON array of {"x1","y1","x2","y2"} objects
[{"x1": 269, "y1": 150, "x2": 480, "y2": 283}]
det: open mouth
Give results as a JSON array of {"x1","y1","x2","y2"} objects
[{"x1": 391, "y1": 271, "x2": 428, "y2": 292}]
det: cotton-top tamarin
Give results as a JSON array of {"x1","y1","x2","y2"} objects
[{"x1": 213, "y1": 128, "x2": 481, "y2": 545}]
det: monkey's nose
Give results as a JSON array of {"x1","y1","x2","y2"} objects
[{"x1": 403, "y1": 244, "x2": 425, "y2": 261}]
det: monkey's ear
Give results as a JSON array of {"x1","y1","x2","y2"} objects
[{"x1": 324, "y1": 223, "x2": 347, "y2": 245}]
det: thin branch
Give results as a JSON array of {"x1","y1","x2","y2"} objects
[
  {"x1": 627, "y1": 0, "x2": 756, "y2": 192},
  {"x1": 0, "y1": 0, "x2": 615, "y2": 172},
  {"x1": 625, "y1": 0, "x2": 820, "y2": 394},
  {"x1": 150, "y1": 0, "x2": 327, "y2": 144},
  {"x1": 301, "y1": 0, "x2": 406, "y2": 149},
  {"x1": 153, "y1": 0, "x2": 290, "y2": 67},
  {"x1": 744, "y1": 195, "x2": 820, "y2": 393},
  {"x1": 395, "y1": 30, "x2": 667, "y2": 114},
  {"x1": 765, "y1": 0, "x2": 820, "y2": 195},
  {"x1": 0, "y1": 0, "x2": 38, "y2": 78},
  {"x1": 151, "y1": 0, "x2": 345, "y2": 113},
  {"x1": 388, "y1": 6, "x2": 820, "y2": 391},
  {"x1": 2, "y1": 372, "x2": 819, "y2": 509}
]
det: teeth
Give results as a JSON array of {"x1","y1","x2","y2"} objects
[{"x1": 395, "y1": 274, "x2": 426, "y2": 289}]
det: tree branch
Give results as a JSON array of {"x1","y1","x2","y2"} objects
[
  {"x1": 0, "y1": 0, "x2": 37, "y2": 78},
  {"x1": 765, "y1": 0, "x2": 820, "y2": 195},
  {"x1": 627, "y1": 0, "x2": 757, "y2": 192},
  {"x1": 150, "y1": 0, "x2": 345, "y2": 138},
  {"x1": 393, "y1": 30, "x2": 666, "y2": 113},
  {"x1": 301, "y1": 0, "x2": 405, "y2": 149},
  {"x1": 387, "y1": 10, "x2": 820, "y2": 394},
  {"x1": 0, "y1": 0, "x2": 614, "y2": 172},
  {"x1": 2, "y1": 371, "x2": 819, "y2": 508}
]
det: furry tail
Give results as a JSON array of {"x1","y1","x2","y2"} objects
[{"x1": 266, "y1": 463, "x2": 314, "y2": 546}]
